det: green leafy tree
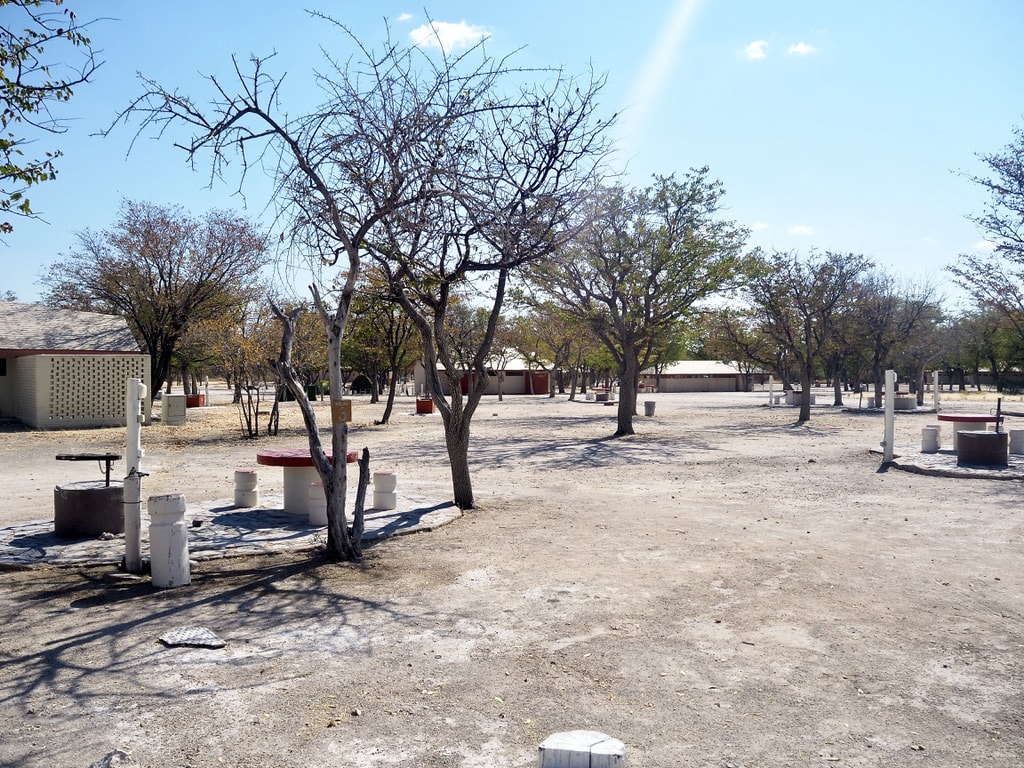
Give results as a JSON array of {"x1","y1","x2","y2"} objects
[
  {"x1": 530, "y1": 171, "x2": 748, "y2": 436},
  {"x1": 703, "y1": 306, "x2": 792, "y2": 389},
  {"x1": 1, "y1": 0, "x2": 99, "y2": 233}
]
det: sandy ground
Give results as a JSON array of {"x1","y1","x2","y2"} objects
[{"x1": 0, "y1": 388, "x2": 1022, "y2": 767}]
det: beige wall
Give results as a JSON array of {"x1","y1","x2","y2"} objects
[
  {"x1": 9, "y1": 354, "x2": 150, "y2": 429},
  {"x1": 640, "y1": 375, "x2": 740, "y2": 393},
  {"x1": 0, "y1": 358, "x2": 13, "y2": 417}
]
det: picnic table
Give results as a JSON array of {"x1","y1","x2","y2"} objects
[
  {"x1": 256, "y1": 448, "x2": 358, "y2": 516},
  {"x1": 937, "y1": 413, "x2": 1003, "y2": 451}
]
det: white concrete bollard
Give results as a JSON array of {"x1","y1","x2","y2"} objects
[
  {"x1": 373, "y1": 471, "x2": 398, "y2": 510},
  {"x1": 921, "y1": 425, "x2": 940, "y2": 453},
  {"x1": 233, "y1": 468, "x2": 260, "y2": 508},
  {"x1": 308, "y1": 482, "x2": 328, "y2": 526},
  {"x1": 1010, "y1": 429, "x2": 1024, "y2": 455},
  {"x1": 373, "y1": 470, "x2": 397, "y2": 493},
  {"x1": 148, "y1": 493, "x2": 190, "y2": 588},
  {"x1": 538, "y1": 730, "x2": 626, "y2": 767}
]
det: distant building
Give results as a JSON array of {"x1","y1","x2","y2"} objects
[
  {"x1": 639, "y1": 360, "x2": 746, "y2": 393},
  {"x1": 413, "y1": 357, "x2": 550, "y2": 396},
  {"x1": 0, "y1": 301, "x2": 150, "y2": 429}
]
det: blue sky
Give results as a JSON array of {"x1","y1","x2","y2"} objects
[{"x1": 5, "y1": 0, "x2": 1024, "y2": 307}]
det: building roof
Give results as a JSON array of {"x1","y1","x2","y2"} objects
[
  {"x1": 642, "y1": 360, "x2": 743, "y2": 376},
  {"x1": 0, "y1": 301, "x2": 140, "y2": 355}
]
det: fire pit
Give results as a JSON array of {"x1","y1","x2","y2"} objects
[{"x1": 956, "y1": 430, "x2": 1009, "y2": 468}]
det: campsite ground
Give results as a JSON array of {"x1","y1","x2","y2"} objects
[{"x1": 0, "y1": 389, "x2": 1022, "y2": 767}]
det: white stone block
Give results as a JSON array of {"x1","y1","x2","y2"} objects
[
  {"x1": 308, "y1": 482, "x2": 327, "y2": 526},
  {"x1": 538, "y1": 730, "x2": 626, "y2": 768},
  {"x1": 373, "y1": 490, "x2": 397, "y2": 510},
  {"x1": 373, "y1": 470, "x2": 397, "y2": 493},
  {"x1": 148, "y1": 493, "x2": 190, "y2": 588}
]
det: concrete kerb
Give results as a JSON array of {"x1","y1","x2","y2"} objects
[
  {"x1": 881, "y1": 445, "x2": 1024, "y2": 480},
  {"x1": 0, "y1": 492, "x2": 460, "y2": 570}
]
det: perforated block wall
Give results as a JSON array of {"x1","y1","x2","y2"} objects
[{"x1": 19, "y1": 354, "x2": 151, "y2": 429}]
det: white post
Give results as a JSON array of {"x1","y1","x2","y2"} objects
[
  {"x1": 768, "y1": 375, "x2": 774, "y2": 407},
  {"x1": 124, "y1": 377, "x2": 146, "y2": 573},
  {"x1": 933, "y1": 370, "x2": 940, "y2": 413},
  {"x1": 149, "y1": 493, "x2": 190, "y2": 588},
  {"x1": 204, "y1": 376, "x2": 210, "y2": 406},
  {"x1": 883, "y1": 369, "x2": 896, "y2": 462}
]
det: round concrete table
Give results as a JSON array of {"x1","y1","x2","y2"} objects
[
  {"x1": 937, "y1": 413, "x2": 1003, "y2": 451},
  {"x1": 256, "y1": 448, "x2": 358, "y2": 516}
]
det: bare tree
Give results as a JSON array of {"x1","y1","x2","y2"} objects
[
  {"x1": 110, "y1": 16, "x2": 611, "y2": 545},
  {"x1": 355, "y1": 56, "x2": 612, "y2": 508},
  {"x1": 949, "y1": 124, "x2": 1024, "y2": 345},
  {"x1": 743, "y1": 249, "x2": 872, "y2": 422},
  {"x1": 40, "y1": 200, "x2": 269, "y2": 394},
  {"x1": 852, "y1": 272, "x2": 942, "y2": 407}
]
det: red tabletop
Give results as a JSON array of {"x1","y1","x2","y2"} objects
[
  {"x1": 256, "y1": 448, "x2": 359, "y2": 467},
  {"x1": 937, "y1": 413, "x2": 1002, "y2": 423}
]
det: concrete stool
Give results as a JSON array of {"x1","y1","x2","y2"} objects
[
  {"x1": 148, "y1": 493, "x2": 190, "y2": 588},
  {"x1": 233, "y1": 468, "x2": 260, "y2": 508},
  {"x1": 308, "y1": 482, "x2": 327, "y2": 526},
  {"x1": 921, "y1": 425, "x2": 940, "y2": 453},
  {"x1": 538, "y1": 730, "x2": 626, "y2": 767},
  {"x1": 1010, "y1": 429, "x2": 1024, "y2": 455},
  {"x1": 373, "y1": 471, "x2": 397, "y2": 510}
]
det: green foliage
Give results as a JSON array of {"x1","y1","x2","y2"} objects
[
  {"x1": 0, "y1": 0, "x2": 98, "y2": 233},
  {"x1": 528, "y1": 170, "x2": 749, "y2": 433}
]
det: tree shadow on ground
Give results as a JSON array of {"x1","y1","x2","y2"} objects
[{"x1": 0, "y1": 549, "x2": 434, "y2": 713}]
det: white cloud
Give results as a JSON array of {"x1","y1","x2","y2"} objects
[
  {"x1": 972, "y1": 239, "x2": 996, "y2": 252},
  {"x1": 409, "y1": 20, "x2": 490, "y2": 53},
  {"x1": 751, "y1": 221, "x2": 770, "y2": 231},
  {"x1": 397, "y1": 13, "x2": 413, "y2": 23},
  {"x1": 789, "y1": 224, "x2": 814, "y2": 236},
  {"x1": 746, "y1": 40, "x2": 769, "y2": 60},
  {"x1": 787, "y1": 42, "x2": 818, "y2": 56}
]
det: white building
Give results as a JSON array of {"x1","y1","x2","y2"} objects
[{"x1": 0, "y1": 301, "x2": 150, "y2": 429}]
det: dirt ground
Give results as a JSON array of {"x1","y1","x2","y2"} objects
[{"x1": 0, "y1": 389, "x2": 1022, "y2": 768}]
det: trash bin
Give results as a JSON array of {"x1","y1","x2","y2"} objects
[{"x1": 644, "y1": 400, "x2": 656, "y2": 417}]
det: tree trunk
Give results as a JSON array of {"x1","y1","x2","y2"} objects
[
  {"x1": 444, "y1": 411, "x2": 474, "y2": 509},
  {"x1": 614, "y1": 352, "x2": 638, "y2": 437},
  {"x1": 799, "y1": 364, "x2": 813, "y2": 423},
  {"x1": 273, "y1": 301, "x2": 359, "y2": 562},
  {"x1": 378, "y1": 369, "x2": 399, "y2": 425}
]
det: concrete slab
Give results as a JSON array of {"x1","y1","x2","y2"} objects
[{"x1": 0, "y1": 492, "x2": 460, "y2": 569}]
